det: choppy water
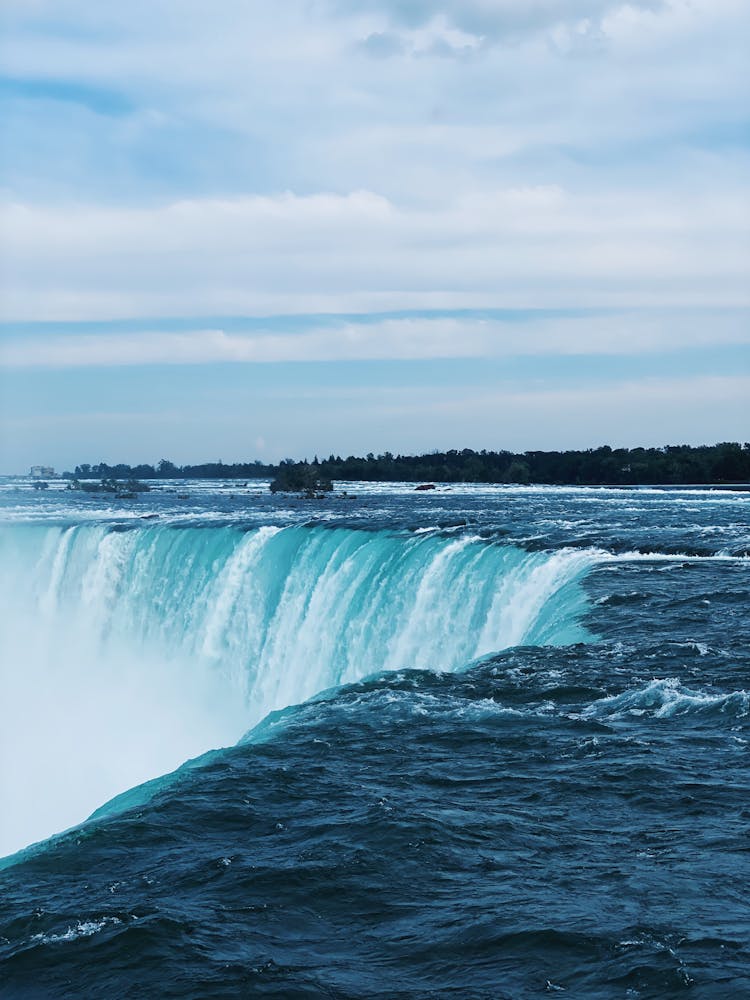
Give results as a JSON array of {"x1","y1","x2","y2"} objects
[{"x1": 1, "y1": 480, "x2": 749, "y2": 998}]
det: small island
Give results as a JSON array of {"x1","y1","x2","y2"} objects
[
  {"x1": 269, "y1": 460, "x2": 333, "y2": 496},
  {"x1": 68, "y1": 477, "x2": 151, "y2": 497}
]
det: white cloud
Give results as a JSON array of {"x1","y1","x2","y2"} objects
[
  {"x1": 1, "y1": 312, "x2": 749, "y2": 369},
  {"x1": 2, "y1": 0, "x2": 746, "y2": 205},
  {"x1": 337, "y1": 0, "x2": 666, "y2": 44},
  {"x1": 1, "y1": 185, "x2": 748, "y2": 322}
]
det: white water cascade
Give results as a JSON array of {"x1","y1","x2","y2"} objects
[{"x1": 0, "y1": 522, "x2": 595, "y2": 856}]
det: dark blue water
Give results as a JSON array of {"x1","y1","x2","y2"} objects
[{"x1": 1, "y1": 481, "x2": 749, "y2": 998}]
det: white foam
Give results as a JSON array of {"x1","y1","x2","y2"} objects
[
  {"x1": 31, "y1": 917, "x2": 123, "y2": 944},
  {"x1": 582, "y1": 678, "x2": 750, "y2": 721}
]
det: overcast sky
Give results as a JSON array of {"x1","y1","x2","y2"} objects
[{"x1": 0, "y1": 0, "x2": 748, "y2": 471}]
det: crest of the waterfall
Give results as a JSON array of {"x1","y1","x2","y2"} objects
[{"x1": 0, "y1": 522, "x2": 595, "y2": 856}]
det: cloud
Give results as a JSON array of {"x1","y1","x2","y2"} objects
[
  {"x1": 356, "y1": 15, "x2": 485, "y2": 58},
  {"x1": 2, "y1": 312, "x2": 748, "y2": 369},
  {"x1": 358, "y1": 32, "x2": 406, "y2": 59},
  {"x1": 338, "y1": 0, "x2": 666, "y2": 45},
  {"x1": 1, "y1": 0, "x2": 747, "y2": 213},
  {"x1": 1, "y1": 185, "x2": 748, "y2": 322}
]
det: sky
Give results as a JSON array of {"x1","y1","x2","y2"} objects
[{"x1": 0, "y1": 0, "x2": 748, "y2": 472}]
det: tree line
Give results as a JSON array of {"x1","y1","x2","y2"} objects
[{"x1": 64, "y1": 443, "x2": 750, "y2": 486}]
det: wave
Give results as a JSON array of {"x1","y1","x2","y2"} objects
[
  {"x1": 582, "y1": 677, "x2": 750, "y2": 721},
  {"x1": 601, "y1": 549, "x2": 750, "y2": 563}
]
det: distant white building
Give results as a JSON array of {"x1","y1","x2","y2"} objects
[{"x1": 30, "y1": 466, "x2": 55, "y2": 478}]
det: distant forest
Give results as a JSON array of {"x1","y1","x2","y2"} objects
[{"x1": 64, "y1": 443, "x2": 750, "y2": 486}]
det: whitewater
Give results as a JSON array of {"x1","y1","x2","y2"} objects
[
  {"x1": 1, "y1": 479, "x2": 749, "y2": 997},
  {"x1": 0, "y1": 516, "x2": 592, "y2": 856}
]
